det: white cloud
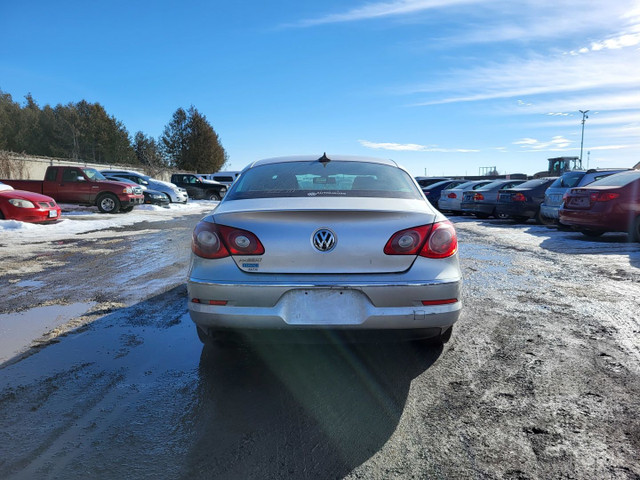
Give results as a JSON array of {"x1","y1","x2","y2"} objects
[
  {"x1": 513, "y1": 136, "x2": 573, "y2": 151},
  {"x1": 359, "y1": 139, "x2": 478, "y2": 152},
  {"x1": 284, "y1": 0, "x2": 485, "y2": 27}
]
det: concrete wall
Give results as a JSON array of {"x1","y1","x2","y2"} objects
[{"x1": 0, "y1": 151, "x2": 174, "y2": 182}]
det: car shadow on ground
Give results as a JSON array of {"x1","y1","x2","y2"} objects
[{"x1": 181, "y1": 335, "x2": 443, "y2": 479}]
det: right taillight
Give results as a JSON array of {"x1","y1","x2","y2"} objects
[
  {"x1": 512, "y1": 192, "x2": 527, "y2": 202},
  {"x1": 590, "y1": 192, "x2": 620, "y2": 202},
  {"x1": 192, "y1": 221, "x2": 264, "y2": 259},
  {"x1": 474, "y1": 193, "x2": 484, "y2": 201},
  {"x1": 384, "y1": 221, "x2": 458, "y2": 258},
  {"x1": 420, "y1": 221, "x2": 458, "y2": 258}
]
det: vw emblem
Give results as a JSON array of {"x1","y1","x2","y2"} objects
[{"x1": 312, "y1": 228, "x2": 336, "y2": 252}]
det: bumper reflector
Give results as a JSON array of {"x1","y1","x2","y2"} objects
[
  {"x1": 191, "y1": 298, "x2": 228, "y2": 306},
  {"x1": 422, "y1": 299, "x2": 458, "y2": 306}
]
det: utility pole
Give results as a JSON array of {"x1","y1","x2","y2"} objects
[{"x1": 579, "y1": 110, "x2": 589, "y2": 169}]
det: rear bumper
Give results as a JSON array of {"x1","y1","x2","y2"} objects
[
  {"x1": 559, "y1": 209, "x2": 627, "y2": 232},
  {"x1": 495, "y1": 203, "x2": 537, "y2": 218},
  {"x1": 188, "y1": 278, "x2": 462, "y2": 332},
  {"x1": 540, "y1": 204, "x2": 559, "y2": 219},
  {"x1": 461, "y1": 202, "x2": 495, "y2": 215},
  {"x1": 437, "y1": 199, "x2": 461, "y2": 212}
]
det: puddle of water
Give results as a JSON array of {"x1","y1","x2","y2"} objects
[
  {"x1": 14, "y1": 280, "x2": 45, "y2": 288},
  {"x1": 0, "y1": 302, "x2": 95, "y2": 364}
]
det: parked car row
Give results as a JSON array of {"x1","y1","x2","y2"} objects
[
  {"x1": 0, "y1": 167, "x2": 231, "y2": 223},
  {"x1": 420, "y1": 168, "x2": 640, "y2": 242}
]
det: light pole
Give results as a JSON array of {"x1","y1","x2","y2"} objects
[{"x1": 579, "y1": 109, "x2": 589, "y2": 168}]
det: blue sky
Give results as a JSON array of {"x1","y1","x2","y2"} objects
[{"x1": 2, "y1": 0, "x2": 639, "y2": 176}]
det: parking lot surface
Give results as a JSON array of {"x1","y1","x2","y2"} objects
[{"x1": 1, "y1": 212, "x2": 639, "y2": 479}]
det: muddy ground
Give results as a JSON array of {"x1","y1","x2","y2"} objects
[{"x1": 1, "y1": 213, "x2": 639, "y2": 479}]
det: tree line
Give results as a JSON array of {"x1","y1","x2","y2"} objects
[{"x1": 0, "y1": 90, "x2": 228, "y2": 173}]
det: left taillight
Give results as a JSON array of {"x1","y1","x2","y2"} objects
[
  {"x1": 384, "y1": 221, "x2": 458, "y2": 258},
  {"x1": 191, "y1": 221, "x2": 264, "y2": 259}
]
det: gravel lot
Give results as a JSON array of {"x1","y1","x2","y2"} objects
[{"x1": 1, "y1": 211, "x2": 639, "y2": 479}]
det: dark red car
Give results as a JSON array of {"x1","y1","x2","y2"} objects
[
  {"x1": 559, "y1": 170, "x2": 640, "y2": 241},
  {"x1": 0, "y1": 182, "x2": 61, "y2": 223}
]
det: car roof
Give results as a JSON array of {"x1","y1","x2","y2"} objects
[
  {"x1": 101, "y1": 169, "x2": 145, "y2": 176},
  {"x1": 246, "y1": 155, "x2": 400, "y2": 169}
]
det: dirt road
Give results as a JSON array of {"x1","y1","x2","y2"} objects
[{"x1": 1, "y1": 215, "x2": 639, "y2": 479}]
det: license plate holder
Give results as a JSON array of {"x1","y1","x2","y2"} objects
[
  {"x1": 570, "y1": 197, "x2": 589, "y2": 207},
  {"x1": 282, "y1": 289, "x2": 368, "y2": 325}
]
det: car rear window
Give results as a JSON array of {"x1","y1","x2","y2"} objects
[
  {"x1": 553, "y1": 172, "x2": 585, "y2": 188},
  {"x1": 587, "y1": 170, "x2": 640, "y2": 187},
  {"x1": 226, "y1": 161, "x2": 422, "y2": 200},
  {"x1": 514, "y1": 178, "x2": 555, "y2": 189}
]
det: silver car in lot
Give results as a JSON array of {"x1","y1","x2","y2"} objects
[
  {"x1": 100, "y1": 169, "x2": 189, "y2": 203},
  {"x1": 438, "y1": 180, "x2": 493, "y2": 214},
  {"x1": 188, "y1": 155, "x2": 462, "y2": 345}
]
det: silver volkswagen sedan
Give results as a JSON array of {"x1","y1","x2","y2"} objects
[{"x1": 187, "y1": 154, "x2": 462, "y2": 344}]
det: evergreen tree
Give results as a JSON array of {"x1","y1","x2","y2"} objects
[
  {"x1": 0, "y1": 91, "x2": 20, "y2": 151},
  {"x1": 161, "y1": 106, "x2": 227, "y2": 172},
  {"x1": 134, "y1": 131, "x2": 163, "y2": 167}
]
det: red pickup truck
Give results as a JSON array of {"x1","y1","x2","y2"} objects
[{"x1": 1, "y1": 166, "x2": 144, "y2": 213}]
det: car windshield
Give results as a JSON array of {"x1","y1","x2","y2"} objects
[
  {"x1": 587, "y1": 170, "x2": 640, "y2": 187},
  {"x1": 84, "y1": 168, "x2": 107, "y2": 181},
  {"x1": 226, "y1": 161, "x2": 421, "y2": 200}
]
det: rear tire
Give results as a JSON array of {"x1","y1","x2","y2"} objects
[
  {"x1": 475, "y1": 213, "x2": 490, "y2": 219},
  {"x1": 120, "y1": 206, "x2": 134, "y2": 213},
  {"x1": 207, "y1": 191, "x2": 221, "y2": 201},
  {"x1": 97, "y1": 193, "x2": 120, "y2": 213},
  {"x1": 196, "y1": 325, "x2": 212, "y2": 345},
  {"x1": 438, "y1": 326, "x2": 453, "y2": 344},
  {"x1": 535, "y1": 209, "x2": 548, "y2": 225},
  {"x1": 512, "y1": 216, "x2": 529, "y2": 224},
  {"x1": 196, "y1": 325, "x2": 238, "y2": 347}
]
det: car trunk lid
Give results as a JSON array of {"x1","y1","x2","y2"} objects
[{"x1": 212, "y1": 197, "x2": 439, "y2": 274}]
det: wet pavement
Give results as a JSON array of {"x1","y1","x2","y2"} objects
[{"x1": 1, "y1": 215, "x2": 639, "y2": 479}]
